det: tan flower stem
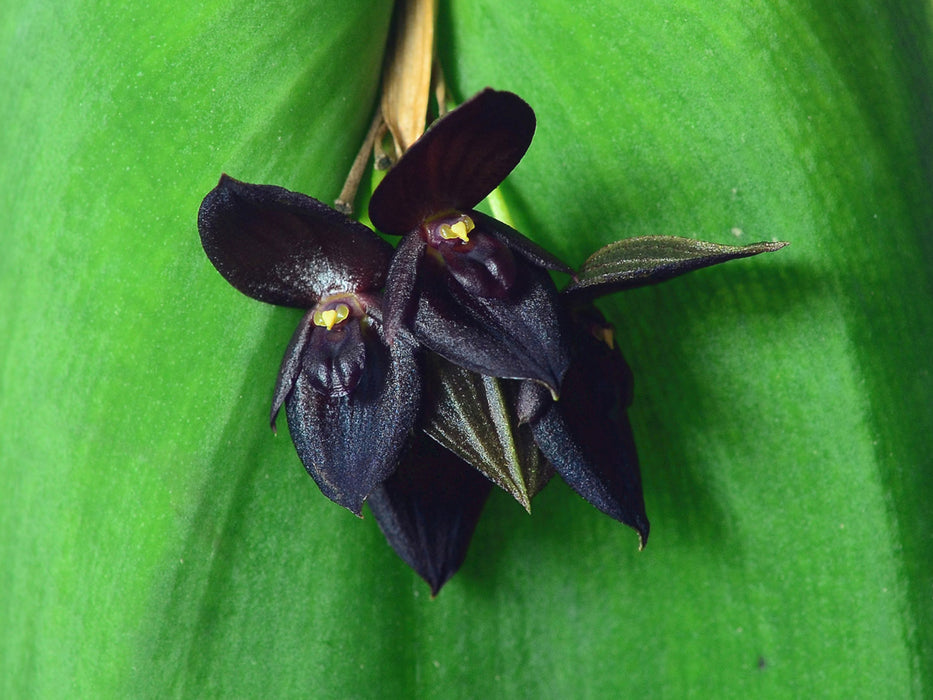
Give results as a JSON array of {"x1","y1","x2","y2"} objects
[{"x1": 335, "y1": 108, "x2": 385, "y2": 215}]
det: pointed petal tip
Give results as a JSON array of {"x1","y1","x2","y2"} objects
[
  {"x1": 636, "y1": 519, "x2": 650, "y2": 550},
  {"x1": 535, "y1": 372, "x2": 563, "y2": 403},
  {"x1": 368, "y1": 434, "x2": 491, "y2": 594},
  {"x1": 507, "y1": 487, "x2": 533, "y2": 513},
  {"x1": 427, "y1": 576, "x2": 448, "y2": 597},
  {"x1": 409, "y1": 562, "x2": 453, "y2": 598},
  {"x1": 525, "y1": 377, "x2": 561, "y2": 403},
  {"x1": 339, "y1": 495, "x2": 366, "y2": 518},
  {"x1": 315, "y1": 487, "x2": 368, "y2": 517}
]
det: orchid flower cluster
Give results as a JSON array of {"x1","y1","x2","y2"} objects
[{"x1": 198, "y1": 89, "x2": 784, "y2": 594}]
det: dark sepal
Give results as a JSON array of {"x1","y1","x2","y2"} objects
[
  {"x1": 281, "y1": 320, "x2": 421, "y2": 515},
  {"x1": 369, "y1": 89, "x2": 536, "y2": 235},
  {"x1": 271, "y1": 309, "x2": 315, "y2": 430},
  {"x1": 563, "y1": 235, "x2": 789, "y2": 301},
  {"x1": 440, "y1": 230, "x2": 517, "y2": 300},
  {"x1": 470, "y1": 210, "x2": 574, "y2": 275},
  {"x1": 382, "y1": 232, "x2": 426, "y2": 344},
  {"x1": 413, "y1": 257, "x2": 570, "y2": 397},
  {"x1": 421, "y1": 353, "x2": 552, "y2": 511},
  {"x1": 367, "y1": 431, "x2": 493, "y2": 596},
  {"x1": 198, "y1": 174, "x2": 394, "y2": 307},
  {"x1": 520, "y1": 309, "x2": 649, "y2": 546}
]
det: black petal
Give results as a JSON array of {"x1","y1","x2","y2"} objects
[
  {"x1": 412, "y1": 255, "x2": 570, "y2": 397},
  {"x1": 471, "y1": 211, "x2": 573, "y2": 275},
  {"x1": 382, "y1": 231, "x2": 426, "y2": 343},
  {"x1": 563, "y1": 235, "x2": 789, "y2": 300},
  {"x1": 369, "y1": 89, "x2": 536, "y2": 235},
  {"x1": 440, "y1": 229, "x2": 517, "y2": 299},
  {"x1": 198, "y1": 175, "x2": 393, "y2": 307},
  {"x1": 522, "y1": 308, "x2": 649, "y2": 546},
  {"x1": 367, "y1": 432, "x2": 492, "y2": 596},
  {"x1": 282, "y1": 320, "x2": 421, "y2": 515},
  {"x1": 271, "y1": 309, "x2": 315, "y2": 430}
]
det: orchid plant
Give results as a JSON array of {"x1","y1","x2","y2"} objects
[{"x1": 198, "y1": 88, "x2": 785, "y2": 593}]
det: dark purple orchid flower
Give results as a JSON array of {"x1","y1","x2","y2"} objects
[
  {"x1": 369, "y1": 89, "x2": 574, "y2": 397},
  {"x1": 517, "y1": 305, "x2": 649, "y2": 546},
  {"x1": 198, "y1": 175, "x2": 421, "y2": 515},
  {"x1": 422, "y1": 236, "x2": 789, "y2": 551},
  {"x1": 194, "y1": 88, "x2": 787, "y2": 595},
  {"x1": 513, "y1": 236, "x2": 788, "y2": 545}
]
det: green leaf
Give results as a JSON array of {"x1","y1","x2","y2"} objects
[
  {"x1": 422, "y1": 354, "x2": 551, "y2": 511},
  {"x1": 564, "y1": 236, "x2": 788, "y2": 298},
  {"x1": 3, "y1": 0, "x2": 933, "y2": 698}
]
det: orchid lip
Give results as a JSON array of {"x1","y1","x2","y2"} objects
[
  {"x1": 422, "y1": 212, "x2": 477, "y2": 248},
  {"x1": 311, "y1": 293, "x2": 365, "y2": 331}
]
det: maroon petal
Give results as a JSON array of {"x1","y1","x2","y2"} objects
[
  {"x1": 412, "y1": 258, "x2": 570, "y2": 396},
  {"x1": 369, "y1": 89, "x2": 536, "y2": 235},
  {"x1": 520, "y1": 309, "x2": 649, "y2": 546},
  {"x1": 282, "y1": 321, "x2": 421, "y2": 515},
  {"x1": 198, "y1": 175, "x2": 393, "y2": 307},
  {"x1": 382, "y1": 232, "x2": 426, "y2": 343},
  {"x1": 368, "y1": 432, "x2": 492, "y2": 595},
  {"x1": 471, "y1": 211, "x2": 573, "y2": 274}
]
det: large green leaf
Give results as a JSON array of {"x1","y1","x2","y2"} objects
[{"x1": 2, "y1": 0, "x2": 932, "y2": 697}]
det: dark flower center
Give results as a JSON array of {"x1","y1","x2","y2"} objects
[
  {"x1": 304, "y1": 293, "x2": 370, "y2": 397},
  {"x1": 313, "y1": 302, "x2": 350, "y2": 330},
  {"x1": 422, "y1": 212, "x2": 476, "y2": 248},
  {"x1": 311, "y1": 294, "x2": 362, "y2": 331},
  {"x1": 421, "y1": 212, "x2": 517, "y2": 298}
]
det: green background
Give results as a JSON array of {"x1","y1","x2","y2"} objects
[{"x1": 2, "y1": 0, "x2": 931, "y2": 697}]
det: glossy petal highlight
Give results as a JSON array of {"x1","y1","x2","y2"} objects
[
  {"x1": 198, "y1": 175, "x2": 393, "y2": 307},
  {"x1": 412, "y1": 258, "x2": 570, "y2": 395}
]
